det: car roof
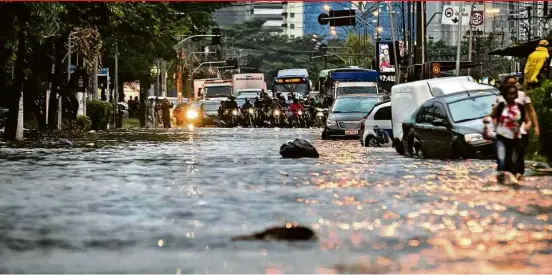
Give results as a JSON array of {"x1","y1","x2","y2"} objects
[
  {"x1": 426, "y1": 89, "x2": 498, "y2": 104},
  {"x1": 336, "y1": 93, "x2": 381, "y2": 99}
]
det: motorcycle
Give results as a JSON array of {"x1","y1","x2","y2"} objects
[
  {"x1": 242, "y1": 108, "x2": 256, "y2": 128},
  {"x1": 271, "y1": 107, "x2": 285, "y2": 128},
  {"x1": 313, "y1": 107, "x2": 328, "y2": 128},
  {"x1": 292, "y1": 110, "x2": 307, "y2": 128},
  {"x1": 221, "y1": 109, "x2": 240, "y2": 127},
  {"x1": 371, "y1": 125, "x2": 390, "y2": 146}
]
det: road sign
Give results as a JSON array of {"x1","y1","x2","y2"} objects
[
  {"x1": 441, "y1": 5, "x2": 470, "y2": 25},
  {"x1": 471, "y1": 11, "x2": 484, "y2": 26},
  {"x1": 432, "y1": 63, "x2": 441, "y2": 76}
]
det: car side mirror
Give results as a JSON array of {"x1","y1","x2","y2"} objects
[{"x1": 432, "y1": 118, "x2": 448, "y2": 127}]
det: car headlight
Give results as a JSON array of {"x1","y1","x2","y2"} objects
[
  {"x1": 274, "y1": 110, "x2": 280, "y2": 116},
  {"x1": 232, "y1": 110, "x2": 238, "y2": 116},
  {"x1": 248, "y1": 108, "x2": 254, "y2": 114},
  {"x1": 316, "y1": 112, "x2": 324, "y2": 117},
  {"x1": 298, "y1": 110, "x2": 303, "y2": 116},
  {"x1": 326, "y1": 119, "x2": 336, "y2": 127},
  {"x1": 464, "y1": 133, "x2": 484, "y2": 143},
  {"x1": 186, "y1": 109, "x2": 199, "y2": 119}
]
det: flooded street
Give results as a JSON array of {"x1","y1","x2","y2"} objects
[{"x1": 0, "y1": 128, "x2": 551, "y2": 273}]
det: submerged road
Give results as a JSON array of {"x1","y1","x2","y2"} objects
[{"x1": 0, "y1": 128, "x2": 550, "y2": 273}]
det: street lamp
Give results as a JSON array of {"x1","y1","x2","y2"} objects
[
  {"x1": 323, "y1": 4, "x2": 330, "y2": 11},
  {"x1": 372, "y1": 11, "x2": 379, "y2": 16},
  {"x1": 377, "y1": 26, "x2": 384, "y2": 33}
]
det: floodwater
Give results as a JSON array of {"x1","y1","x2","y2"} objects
[{"x1": 0, "y1": 128, "x2": 550, "y2": 273}]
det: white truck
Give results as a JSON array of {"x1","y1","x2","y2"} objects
[
  {"x1": 201, "y1": 79, "x2": 233, "y2": 101},
  {"x1": 232, "y1": 73, "x2": 266, "y2": 95}
]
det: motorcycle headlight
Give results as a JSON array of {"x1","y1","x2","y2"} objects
[
  {"x1": 298, "y1": 110, "x2": 303, "y2": 116},
  {"x1": 464, "y1": 133, "x2": 484, "y2": 144},
  {"x1": 316, "y1": 112, "x2": 324, "y2": 117},
  {"x1": 186, "y1": 109, "x2": 199, "y2": 119},
  {"x1": 326, "y1": 119, "x2": 336, "y2": 127},
  {"x1": 232, "y1": 110, "x2": 238, "y2": 116},
  {"x1": 274, "y1": 110, "x2": 281, "y2": 116},
  {"x1": 248, "y1": 108, "x2": 254, "y2": 114}
]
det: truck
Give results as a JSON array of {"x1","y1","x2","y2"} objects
[
  {"x1": 232, "y1": 73, "x2": 266, "y2": 95},
  {"x1": 329, "y1": 69, "x2": 380, "y2": 98},
  {"x1": 201, "y1": 79, "x2": 233, "y2": 101},
  {"x1": 193, "y1": 78, "x2": 218, "y2": 101}
]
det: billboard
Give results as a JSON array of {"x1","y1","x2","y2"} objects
[{"x1": 378, "y1": 43, "x2": 394, "y2": 73}]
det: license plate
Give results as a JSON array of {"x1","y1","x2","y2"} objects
[{"x1": 345, "y1": 130, "x2": 358, "y2": 135}]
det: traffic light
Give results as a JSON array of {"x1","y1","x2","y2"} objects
[
  {"x1": 329, "y1": 9, "x2": 356, "y2": 27},
  {"x1": 212, "y1": 28, "x2": 221, "y2": 45}
]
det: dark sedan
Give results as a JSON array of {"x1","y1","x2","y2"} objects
[
  {"x1": 402, "y1": 89, "x2": 499, "y2": 159},
  {"x1": 322, "y1": 94, "x2": 383, "y2": 140}
]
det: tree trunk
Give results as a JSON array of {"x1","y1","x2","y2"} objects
[
  {"x1": 4, "y1": 28, "x2": 26, "y2": 140},
  {"x1": 48, "y1": 38, "x2": 64, "y2": 129},
  {"x1": 139, "y1": 76, "x2": 151, "y2": 127}
]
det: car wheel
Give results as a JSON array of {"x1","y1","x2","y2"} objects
[
  {"x1": 366, "y1": 135, "x2": 379, "y2": 147},
  {"x1": 322, "y1": 130, "x2": 330, "y2": 140},
  {"x1": 413, "y1": 137, "x2": 426, "y2": 159},
  {"x1": 394, "y1": 138, "x2": 405, "y2": 155}
]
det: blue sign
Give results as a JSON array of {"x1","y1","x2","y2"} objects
[
  {"x1": 98, "y1": 68, "x2": 109, "y2": 75},
  {"x1": 330, "y1": 71, "x2": 379, "y2": 82}
]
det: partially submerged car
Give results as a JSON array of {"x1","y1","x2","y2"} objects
[{"x1": 401, "y1": 89, "x2": 499, "y2": 159}]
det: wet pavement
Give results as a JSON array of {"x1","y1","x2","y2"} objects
[{"x1": 0, "y1": 128, "x2": 551, "y2": 273}]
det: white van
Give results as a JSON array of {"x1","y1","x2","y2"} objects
[{"x1": 391, "y1": 76, "x2": 476, "y2": 154}]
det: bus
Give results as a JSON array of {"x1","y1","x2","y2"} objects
[{"x1": 272, "y1": 68, "x2": 311, "y2": 98}]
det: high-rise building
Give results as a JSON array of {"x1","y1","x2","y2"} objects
[
  {"x1": 212, "y1": 3, "x2": 254, "y2": 28},
  {"x1": 282, "y1": 2, "x2": 304, "y2": 38}
]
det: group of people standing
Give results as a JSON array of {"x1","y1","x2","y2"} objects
[
  {"x1": 146, "y1": 97, "x2": 173, "y2": 128},
  {"x1": 485, "y1": 40, "x2": 548, "y2": 184}
]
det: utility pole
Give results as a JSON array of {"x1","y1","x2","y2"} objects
[
  {"x1": 468, "y1": 2, "x2": 475, "y2": 76},
  {"x1": 527, "y1": 6, "x2": 532, "y2": 41},
  {"x1": 156, "y1": 58, "x2": 160, "y2": 97},
  {"x1": 114, "y1": 44, "x2": 119, "y2": 128},
  {"x1": 388, "y1": 2, "x2": 400, "y2": 84},
  {"x1": 92, "y1": 56, "x2": 98, "y2": 100},
  {"x1": 415, "y1": 1, "x2": 425, "y2": 65},
  {"x1": 455, "y1": 2, "x2": 464, "y2": 76}
]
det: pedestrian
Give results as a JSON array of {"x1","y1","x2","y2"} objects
[
  {"x1": 489, "y1": 84, "x2": 532, "y2": 184},
  {"x1": 497, "y1": 75, "x2": 540, "y2": 181},
  {"x1": 147, "y1": 98, "x2": 155, "y2": 127},
  {"x1": 134, "y1": 96, "x2": 140, "y2": 112},
  {"x1": 524, "y1": 40, "x2": 550, "y2": 90},
  {"x1": 161, "y1": 98, "x2": 173, "y2": 128}
]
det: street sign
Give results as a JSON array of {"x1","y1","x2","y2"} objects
[
  {"x1": 441, "y1": 5, "x2": 471, "y2": 25},
  {"x1": 471, "y1": 10, "x2": 484, "y2": 26},
  {"x1": 432, "y1": 63, "x2": 441, "y2": 76}
]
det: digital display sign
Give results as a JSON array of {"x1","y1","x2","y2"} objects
[{"x1": 275, "y1": 78, "x2": 305, "y2": 84}]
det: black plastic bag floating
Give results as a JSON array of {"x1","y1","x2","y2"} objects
[
  {"x1": 279, "y1": 139, "x2": 319, "y2": 159},
  {"x1": 231, "y1": 225, "x2": 317, "y2": 241}
]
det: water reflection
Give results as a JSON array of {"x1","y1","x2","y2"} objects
[{"x1": 0, "y1": 128, "x2": 550, "y2": 273}]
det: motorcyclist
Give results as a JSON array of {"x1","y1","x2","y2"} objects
[
  {"x1": 225, "y1": 96, "x2": 239, "y2": 110},
  {"x1": 289, "y1": 98, "x2": 305, "y2": 122},
  {"x1": 254, "y1": 97, "x2": 263, "y2": 108},
  {"x1": 276, "y1": 92, "x2": 287, "y2": 107},
  {"x1": 241, "y1": 98, "x2": 254, "y2": 113},
  {"x1": 260, "y1": 89, "x2": 269, "y2": 100}
]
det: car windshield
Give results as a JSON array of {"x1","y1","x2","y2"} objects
[
  {"x1": 273, "y1": 83, "x2": 308, "y2": 95},
  {"x1": 204, "y1": 86, "x2": 232, "y2": 97},
  {"x1": 331, "y1": 97, "x2": 380, "y2": 113},
  {"x1": 447, "y1": 94, "x2": 497, "y2": 123},
  {"x1": 336, "y1": 86, "x2": 378, "y2": 96},
  {"x1": 202, "y1": 103, "x2": 220, "y2": 111},
  {"x1": 237, "y1": 93, "x2": 258, "y2": 99}
]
